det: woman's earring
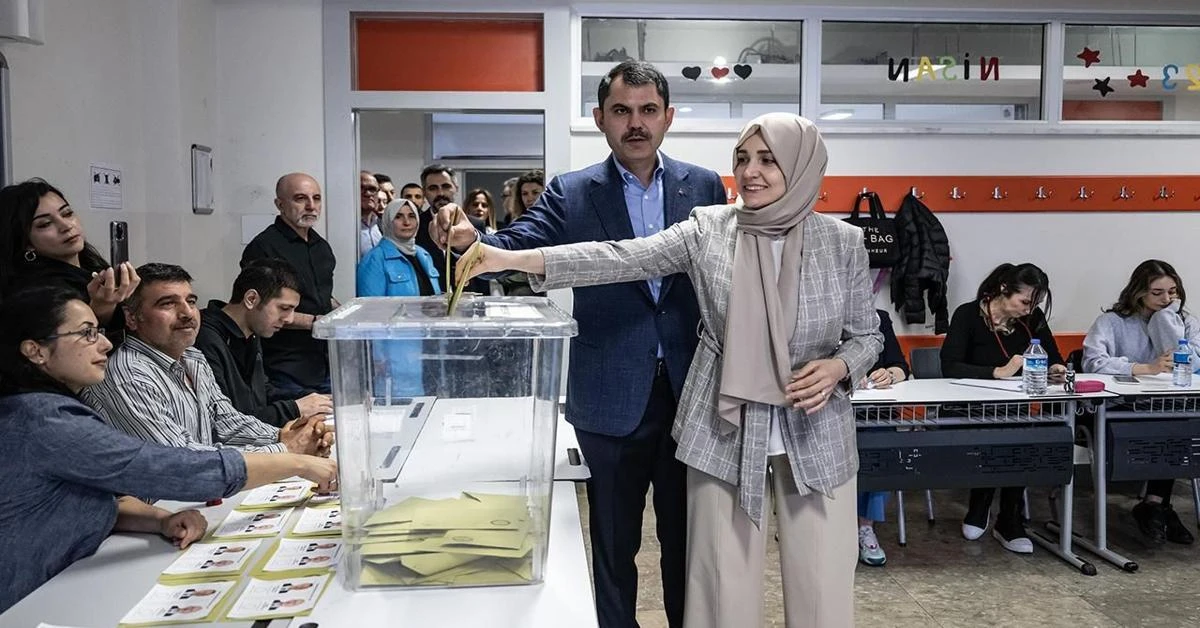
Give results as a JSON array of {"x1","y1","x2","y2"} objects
[{"x1": 23, "y1": 249, "x2": 36, "y2": 262}]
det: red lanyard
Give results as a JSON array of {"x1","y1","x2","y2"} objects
[{"x1": 993, "y1": 319, "x2": 1033, "y2": 360}]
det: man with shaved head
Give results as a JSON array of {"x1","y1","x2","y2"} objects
[{"x1": 241, "y1": 172, "x2": 336, "y2": 399}]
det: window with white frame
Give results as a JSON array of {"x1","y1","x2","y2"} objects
[
  {"x1": 820, "y1": 22, "x2": 1045, "y2": 122},
  {"x1": 581, "y1": 18, "x2": 802, "y2": 121},
  {"x1": 1063, "y1": 25, "x2": 1200, "y2": 122}
]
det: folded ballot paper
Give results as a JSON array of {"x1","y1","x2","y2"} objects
[
  {"x1": 158, "y1": 539, "x2": 264, "y2": 582},
  {"x1": 356, "y1": 492, "x2": 535, "y2": 586},
  {"x1": 118, "y1": 581, "x2": 237, "y2": 626}
]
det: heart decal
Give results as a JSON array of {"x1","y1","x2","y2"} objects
[
  {"x1": 733, "y1": 64, "x2": 752, "y2": 79},
  {"x1": 681, "y1": 66, "x2": 701, "y2": 80},
  {"x1": 711, "y1": 66, "x2": 730, "y2": 79}
]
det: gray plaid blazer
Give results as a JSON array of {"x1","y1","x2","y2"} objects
[{"x1": 535, "y1": 205, "x2": 882, "y2": 523}]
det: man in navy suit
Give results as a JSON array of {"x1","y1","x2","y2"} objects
[{"x1": 436, "y1": 61, "x2": 726, "y2": 628}]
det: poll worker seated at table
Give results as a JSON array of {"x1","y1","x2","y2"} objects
[
  {"x1": 82, "y1": 263, "x2": 332, "y2": 455},
  {"x1": 195, "y1": 259, "x2": 332, "y2": 428},
  {"x1": 0, "y1": 286, "x2": 338, "y2": 613},
  {"x1": 856, "y1": 309, "x2": 911, "y2": 567},
  {"x1": 1082, "y1": 259, "x2": 1200, "y2": 545},
  {"x1": 940, "y1": 262, "x2": 1066, "y2": 554}
]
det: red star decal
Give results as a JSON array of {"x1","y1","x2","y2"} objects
[
  {"x1": 1077, "y1": 47, "x2": 1101, "y2": 67},
  {"x1": 1127, "y1": 69, "x2": 1149, "y2": 88}
]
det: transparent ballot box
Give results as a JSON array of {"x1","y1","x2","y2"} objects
[{"x1": 313, "y1": 296, "x2": 577, "y2": 590}]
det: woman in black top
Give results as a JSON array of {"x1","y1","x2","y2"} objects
[
  {"x1": 940, "y1": 262, "x2": 1066, "y2": 554},
  {"x1": 0, "y1": 178, "x2": 138, "y2": 335}
]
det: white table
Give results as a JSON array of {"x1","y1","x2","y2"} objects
[
  {"x1": 1060, "y1": 373, "x2": 1200, "y2": 573},
  {"x1": 851, "y1": 378, "x2": 1117, "y2": 575},
  {"x1": 1, "y1": 496, "x2": 258, "y2": 628},
  {"x1": 1, "y1": 482, "x2": 594, "y2": 628}
]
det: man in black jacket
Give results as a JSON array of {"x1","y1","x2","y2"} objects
[{"x1": 195, "y1": 259, "x2": 332, "y2": 427}]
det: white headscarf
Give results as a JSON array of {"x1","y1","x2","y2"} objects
[{"x1": 380, "y1": 199, "x2": 419, "y2": 256}]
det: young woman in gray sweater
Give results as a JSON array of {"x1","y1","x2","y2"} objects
[{"x1": 1083, "y1": 259, "x2": 1200, "y2": 545}]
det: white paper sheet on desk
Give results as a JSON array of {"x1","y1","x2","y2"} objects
[
  {"x1": 236, "y1": 481, "x2": 312, "y2": 509},
  {"x1": 160, "y1": 539, "x2": 263, "y2": 578},
  {"x1": 290, "y1": 506, "x2": 341, "y2": 536},
  {"x1": 850, "y1": 387, "x2": 899, "y2": 401},
  {"x1": 949, "y1": 379, "x2": 1075, "y2": 395},
  {"x1": 260, "y1": 538, "x2": 343, "y2": 574},
  {"x1": 223, "y1": 574, "x2": 330, "y2": 620},
  {"x1": 118, "y1": 580, "x2": 236, "y2": 625},
  {"x1": 211, "y1": 508, "x2": 294, "y2": 538},
  {"x1": 949, "y1": 379, "x2": 1027, "y2": 393}
]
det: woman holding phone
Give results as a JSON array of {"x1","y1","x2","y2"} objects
[
  {"x1": 1083, "y1": 259, "x2": 1200, "y2": 545},
  {"x1": 0, "y1": 178, "x2": 139, "y2": 333}
]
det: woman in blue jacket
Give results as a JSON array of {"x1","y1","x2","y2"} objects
[{"x1": 356, "y1": 199, "x2": 441, "y2": 397}]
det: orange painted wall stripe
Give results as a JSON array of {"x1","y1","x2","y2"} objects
[
  {"x1": 355, "y1": 17, "x2": 543, "y2": 92},
  {"x1": 720, "y1": 175, "x2": 1200, "y2": 212}
]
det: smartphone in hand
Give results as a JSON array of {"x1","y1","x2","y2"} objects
[{"x1": 109, "y1": 221, "x2": 129, "y2": 285}]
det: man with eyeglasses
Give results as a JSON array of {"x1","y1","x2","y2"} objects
[{"x1": 359, "y1": 171, "x2": 384, "y2": 256}]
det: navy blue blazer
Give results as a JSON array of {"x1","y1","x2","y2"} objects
[{"x1": 483, "y1": 154, "x2": 727, "y2": 437}]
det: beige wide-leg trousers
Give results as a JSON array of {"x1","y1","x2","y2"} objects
[{"x1": 684, "y1": 456, "x2": 857, "y2": 628}]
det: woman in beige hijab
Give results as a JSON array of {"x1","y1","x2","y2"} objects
[{"x1": 461, "y1": 113, "x2": 881, "y2": 627}]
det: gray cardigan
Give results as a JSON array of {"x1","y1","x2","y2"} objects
[
  {"x1": 534, "y1": 205, "x2": 881, "y2": 523},
  {"x1": 1082, "y1": 305, "x2": 1200, "y2": 375}
]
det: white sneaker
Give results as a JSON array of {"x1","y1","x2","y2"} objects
[
  {"x1": 961, "y1": 506, "x2": 990, "y2": 541},
  {"x1": 993, "y1": 528, "x2": 1034, "y2": 554},
  {"x1": 858, "y1": 526, "x2": 887, "y2": 566}
]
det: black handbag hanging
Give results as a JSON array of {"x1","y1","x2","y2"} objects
[{"x1": 845, "y1": 191, "x2": 900, "y2": 268}]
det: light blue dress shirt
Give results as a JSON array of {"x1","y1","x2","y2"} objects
[
  {"x1": 613, "y1": 154, "x2": 666, "y2": 357},
  {"x1": 612, "y1": 154, "x2": 666, "y2": 302}
]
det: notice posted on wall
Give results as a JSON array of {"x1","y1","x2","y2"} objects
[{"x1": 89, "y1": 163, "x2": 123, "y2": 210}]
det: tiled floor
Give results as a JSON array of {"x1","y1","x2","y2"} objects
[{"x1": 576, "y1": 478, "x2": 1200, "y2": 627}]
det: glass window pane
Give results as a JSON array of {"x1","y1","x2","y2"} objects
[
  {"x1": 821, "y1": 22, "x2": 1044, "y2": 122},
  {"x1": 581, "y1": 18, "x2": 801, "y2": 120},
  {"x1": 1063, "y1": 25, "x2": 1200, "y2": 121}
]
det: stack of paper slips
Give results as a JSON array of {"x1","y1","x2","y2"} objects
[{"x1": 356, "y1": 492, "x2": 535, "y2": 586}]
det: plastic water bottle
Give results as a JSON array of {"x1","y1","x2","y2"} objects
[
  {"x1": 1022, "y1": 339, "x2": 1048, "y2": 395},
  {"x1": 1173, "y1": 339, "x2": 1193, "y2": 387}
]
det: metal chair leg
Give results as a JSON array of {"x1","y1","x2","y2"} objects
[
  {"x1": 925, "y1": 490, "x2": 935, "y2": 524},
  {"x1": 1192, "y1": 479, "x2": 1200, "y2": 531},
  {"x1": 897, "y1": 490, "x2": 908, "y2": 547}
]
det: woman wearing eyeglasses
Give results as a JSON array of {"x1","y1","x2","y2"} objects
[
  {"x1": 0, "y1": 286, "x2": 338, "y2": 613},
  {"x1": 940, "y1": 262, "x2": 1066, "y2": 554},
  {"x1": 0, "y1": 178, "x2": 139, "y2": 335}
]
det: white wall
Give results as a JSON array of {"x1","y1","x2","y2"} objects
[
  {"x1": 359, "y1": 111, "x2": 428, "y2": 188},
  {"x1": 572, "y1": 132, "x2": 1200, "y2": 333},
  {"x1": 2, "y1": 0, "x2": 226, "y2": 298},
  {"x1": 214, "y1": 0, "x2": 326, "y2": 297}
]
